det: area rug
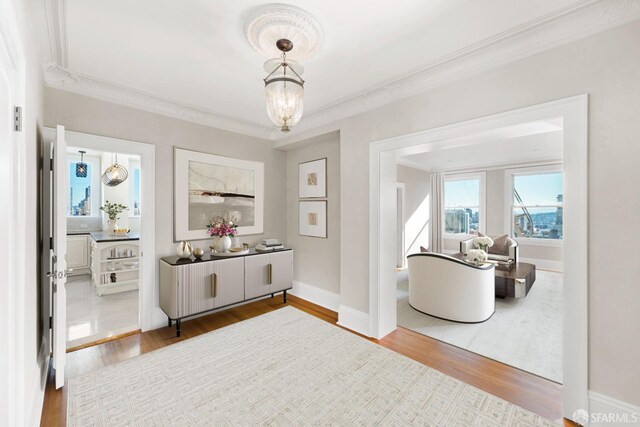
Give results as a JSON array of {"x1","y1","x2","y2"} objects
[
  {"x1": 67, "y1": 306, "x2": 556, "y2": 426},
  {"x1": 397, "y1": 270, "x2": 563, "y2": 383}
]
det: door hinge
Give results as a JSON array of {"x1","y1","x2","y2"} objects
[
  {"x1": 50, "y1": 158, "x2": 54, "y2": 172},
  {"x1": 49, "y1": 316, "x2": 52, "y2": 329},
  {"x1": 14, "y1": 106, "x2": 22, "y2": 132},
  {"x1": 50, "y1": 237, "x2": 53, "y2": 250}
]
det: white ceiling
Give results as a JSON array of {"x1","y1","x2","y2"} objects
[
  {"x1": 33, "y1": 0, "x2": 640, "y2": 139},
  {"x1": 399, "y1": 121, "x2": 563, "y2": 171}
]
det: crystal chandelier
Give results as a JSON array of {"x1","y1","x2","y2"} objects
[{"x1": 263, "y1": 39, "x2": 305, "y2": 132}]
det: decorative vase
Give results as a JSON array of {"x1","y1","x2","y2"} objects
[
  {"x1": 478, "y1": 244, "x2": 488, "y2": 252},
  {"x1": 215, "y1": 236, "x2": 232, "y2": 253},
  {"x1": 192, "y1": 247, "x2": 204, "y2": 259},
  {"x1": 231, "y1": 236, "x2": 240, "y2": 248},
  {"x1": 176, "y1": 241, "x2": 193, "y2": 258},
  {"x1": 107, "y1": 219, "x2": 119, "y2": 234}
]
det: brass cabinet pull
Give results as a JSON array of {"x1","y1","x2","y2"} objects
[
  {"x1": 211, "y1": 273, "x2": 217, "y2": 298},
  {"x1": 267, "y1": 263, "x2": 272, "y2": 285}
]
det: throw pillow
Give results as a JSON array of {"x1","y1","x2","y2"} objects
[{"x1": 483, "y1": 233, "x2": 510, "y2": 256}]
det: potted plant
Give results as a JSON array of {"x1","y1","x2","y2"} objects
[
  {"x1": 207, "y1": 214, "x2": 238, "y2": 253},
  {"x1": 473, "y1": 235, "x2": 494, "y2": 253},
  {"x1": 100, "y1": 201, "x2": 128, "y2": 234},
  {"x1": 466, "y1": 248, "x2": 488, "y2": 266}
]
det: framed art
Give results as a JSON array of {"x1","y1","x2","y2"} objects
[
  {"x1": 174, "y1": 148, "x2": 264, "y2": 241},
  {"x1": 299, "y1": 200, "x2": 327, "y2": 238},
  {"x1": 298, "y1": 158, "x2": 327, "y2": 198}
]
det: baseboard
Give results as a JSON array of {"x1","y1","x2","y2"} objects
[
  {"x1": 337, "y1": 305, "x2": 370, "y2": 336},
  {"x1": 584, "y1": 391, "x2": 640, "y2": 426},
  {"x1": 290, "y1": 281, "x2": 340, "y2": 312},
  {"x1": 519, "y1": 257, "x2": 563, "y2": 272}
]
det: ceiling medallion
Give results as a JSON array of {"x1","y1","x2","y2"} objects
[{"x1": 243, "y1": 3, "x2": 324, "y2": 62}]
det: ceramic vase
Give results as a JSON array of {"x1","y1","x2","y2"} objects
[
  {"x1": 478, "y1": 244, "x2": 488, "y2": 253},
  {"x1": 176, "y1": 241, "x2": 193, "y2": 258},
  {"x1": 107, "y1": 219, "x2": 119, "y2": 234},
  {"x1": 215, "y1": 236, "x2": 232, "y2": 253}
]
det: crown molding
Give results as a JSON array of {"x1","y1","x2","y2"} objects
[
  {"x1": 37, "y1": 0, "x2": 640, "y2": 142},
  {"x1": 281, "y1": 0, "x2": 640, "y2": 142},
  {"x1": 43, "y1": 64, "x2": 276, "y2": 139}
]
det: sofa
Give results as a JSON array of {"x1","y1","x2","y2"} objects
[
  {"x1": 459, "y1": 234, "x2": 518, "y2": 263},
  {"x1": 407, "y1": 253, "x2": 496, "y2": 323}
]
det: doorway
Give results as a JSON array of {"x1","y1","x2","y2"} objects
[
  {"x1": 65, "y1": 147, "x2": 142, "y2": 349},
  {"x1": 368, "y1": 95, "x2": 588, "y2": 420}
]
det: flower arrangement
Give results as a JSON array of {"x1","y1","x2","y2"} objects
[
  {"x1": 207, "y1": 214, "x2": 238, "y2": 237},
  {"x1": 100, "y1": 201, "x2": 128, "y2": 220},
  {"x1": 466, "y1": 249, "x2": 488, "y2": 265},
  {"x1": 473, "y1": 235, "x2": 494, "y2": 252}
]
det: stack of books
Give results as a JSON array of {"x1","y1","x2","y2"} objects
[{"x1": 255, "y1": 239, "x2": 284, "y2": 252}]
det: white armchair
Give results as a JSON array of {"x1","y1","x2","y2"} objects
[
  {"x1": 460, "y1": 234, "x2": 518, "y2": 263},
  {"x1": 407, "y1": 253, "x2": 495, "y2": 323}
]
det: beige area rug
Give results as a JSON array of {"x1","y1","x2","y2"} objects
[
  {"x1": 397, "y1": 270, "x2": 563, "y2": 383},
  {"x1": 67, "y1": 306, "x2": 556, "y2": 426}
]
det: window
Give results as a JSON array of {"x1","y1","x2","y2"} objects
[
  {"x1": 444, "y1": 173, "x2": 485, "y2": 235},
  {"x1": 129, "y1": 162, "x2": 141, "y2": 216},
  {"x1": 509, "y1": 168, "x2": 563, "y2": 240}
]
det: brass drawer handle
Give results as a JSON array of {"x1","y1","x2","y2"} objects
[
  {"x1": 212, "y1": 273, "x2": 217, "y2": 297},
  {"x1": 267, "y1": 263, "x2": 272, "y2": 285}
]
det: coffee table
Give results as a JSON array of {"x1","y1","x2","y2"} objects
[
  {"x1": 451, "y1": 253, "x2": 536, "y2": 298},
  {"x1": 494, "y1": 262, "x2": 536, "y2": 298}
]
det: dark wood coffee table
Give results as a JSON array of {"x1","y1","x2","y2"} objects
[
  {"x1": 451, "y1": 253, "x2": 536, "y2": 298},
  {"x1": 494, "y1": 262, "x2": 536, "y2": 298}
]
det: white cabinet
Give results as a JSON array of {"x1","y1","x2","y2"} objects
[
  {"x1": 159, "y1": 249, "x2": 293, "y2": 336},
  {"x1": 66, "y1": 235, "x2": 89, "y2": 273},
  {"x1": 90, "y1": 238, "x2": 140, "y2": 296},
  {"x1": 245, "y1": 251, "x2": 293, "y2": 299}
]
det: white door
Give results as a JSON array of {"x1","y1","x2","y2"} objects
[{"x1": 45, "y1": 125, "x2": 68, "y2": 389}]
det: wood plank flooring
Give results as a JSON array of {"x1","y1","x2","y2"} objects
[{"x1": 41, "y1": 294, "x2": 574, "y2": 426}]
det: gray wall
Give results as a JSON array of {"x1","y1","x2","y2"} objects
[
  {"x1": 397, "y1": 165, "x2": 432, "y2": 256},
  {"x1": 285, "y1": 132, "x2": 341, "y2": 295},
  {"x1": 291, "y1": 20, "x2": 640, "y2": 404},
  {"x1": 44, "y1": 88, "x2": 288, "y2": 264}
]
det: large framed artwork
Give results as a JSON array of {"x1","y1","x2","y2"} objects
[
  {"x1": 299, "y1": 200, "x2": 327, "y2": 238},
  {"x1": 298, "y1": 158, "x2": 327, "y2": 198},
  {"x1": 174, "y1": 148, "x2": 264, "y2": 241}
]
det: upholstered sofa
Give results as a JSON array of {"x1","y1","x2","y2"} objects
[
  {"x1": 407, "y1": 253, "x2": 495, "y2": 323},
  {"x1": 460, "y1": 234, "x2": 518, "y2": 263}
]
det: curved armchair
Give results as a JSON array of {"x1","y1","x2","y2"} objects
[{"x1": 407, "y1": 253, "x2": 495, "y2": 323}]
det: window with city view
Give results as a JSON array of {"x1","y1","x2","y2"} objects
[
  {"x1": 69, "y1": 162, "x2": 92, "y2": 216},
  {"x1": 130, "y1": 167, "x2": 141, "y2": 216},
  {"x1": 444, "y1": 176, "x2": 482, "y2": 235},
  {"x1": 512, "y1": 171, "x2": 563, "y2": 240}
]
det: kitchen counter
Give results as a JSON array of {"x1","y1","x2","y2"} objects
[{"x1": 89, "y1": 231, "x2": 140, "y2": 242}]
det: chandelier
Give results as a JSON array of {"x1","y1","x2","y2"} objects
[
  {"x1": 263, "y1": 39, "x2": 305, "y2": 133},
  {"x1": 101, "y1": 153, "x2": 128, "y2": 187},
  {"x1": 75, "y1": 150, "x2": 87, "y2": 177}
]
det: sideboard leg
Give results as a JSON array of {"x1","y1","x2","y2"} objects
[
  {"x1": 168, "y1": 317, "x2": 172, "y2": 327},
  {"x1": 176, "y1": 319, "x2": 181, "y2": 337},
  {"x1": 271, "y1": 293, "x2": 274, "y2": 298},
  {"x1": 283, "y1": 290, "x2": 287, "y2": 303}
]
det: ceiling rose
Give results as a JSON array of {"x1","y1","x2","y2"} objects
[{"x1": 243, "y1": 3, "x2": 324, "y2": 62}]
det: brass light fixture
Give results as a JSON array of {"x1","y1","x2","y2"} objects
[{"x1": 263, "y1": 39, "x2": 305, "y2": 132}]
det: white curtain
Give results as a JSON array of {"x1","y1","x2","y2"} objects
[{"x1": 430, "y1": 172, "x2": 444, "y2": 253}]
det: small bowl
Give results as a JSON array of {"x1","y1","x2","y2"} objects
[{"x1": 193, "y1": 248, "x2": 205, "y2": 259}]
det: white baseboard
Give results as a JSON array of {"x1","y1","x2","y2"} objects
[
  {"x1": 584, "y1": 391, "x2": 640, "y2": 426},
  {"x1": 290, "y1": 281, "x2": 340, "y2": 312},
  {"x1": 337, "y1": 305, "x2": 370, "y2": 336},
  {"x1": 519, "y1": 257, "x2": 563, "y2": 272}
]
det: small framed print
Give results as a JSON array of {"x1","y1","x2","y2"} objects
[
  {"x1": 299, "y1": 158, "x2": 327, "y2": 198},
  {"x1": 299, "y1": 200, "x2": 327, "y2": 238}
]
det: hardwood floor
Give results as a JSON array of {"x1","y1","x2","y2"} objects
[{"x1": 41, "y1": 294, "x2": 574, "y2": 426}]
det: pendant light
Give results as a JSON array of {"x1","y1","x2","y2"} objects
[
  {"x1": 101, "y1": 153, "x2": 128, "y2": 187},
  {"x1": 263, "y1": 39, "x2": 305, "y2": 133},
  {"x1": 75, "y1": 150, "x2": 87, "y2": 177}
]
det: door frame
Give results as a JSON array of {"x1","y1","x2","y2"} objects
[
  {"x1": 396, "y1": 183, "x2": 406, "y2": 269},
  {"x1": 44, "y1": 128, "x2": 157, "y2": 331},
  {"x1": 368, "y1": 95, "x2": 588, "y2": 420},
  {"x1": 0, "y1": 2, "x2": 26, "y2": 426}
]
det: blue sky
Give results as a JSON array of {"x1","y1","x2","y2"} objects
[{"x1": 445, "y1": 172, "x2": 563, "y2": 208}]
